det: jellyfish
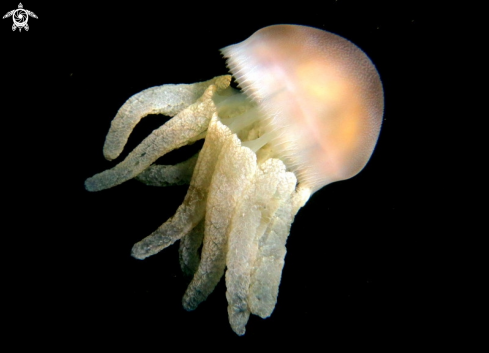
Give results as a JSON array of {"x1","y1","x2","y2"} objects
[{"x1": 85, "y1": 24, "x2": 384, "y2": 335}]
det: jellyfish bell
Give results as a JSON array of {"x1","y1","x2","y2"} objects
[
  {"x1": 85, "y1": 24, "x2": 383, "y2": 335},
  {"x1": 222, "y1": 24, "x2": 383, "y2": 192}
]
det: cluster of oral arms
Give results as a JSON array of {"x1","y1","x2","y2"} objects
[{"x1": 85, "y1": 24, "x2": 384, "y2": 335}]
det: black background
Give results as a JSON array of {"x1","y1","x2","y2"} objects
[{"x1": 2, "y1": 0, "x2": 454, "y2": 349}]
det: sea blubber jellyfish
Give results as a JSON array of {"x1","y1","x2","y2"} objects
[{"x1": 85, "y1": 24, "x2": 383, "y2": 335}]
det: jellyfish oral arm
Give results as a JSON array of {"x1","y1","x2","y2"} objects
[{"x1": 86, "y1": 76, "x2": 311, "y2": 335}]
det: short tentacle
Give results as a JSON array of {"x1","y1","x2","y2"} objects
[
  {"x1": 248, "y1": 176, "x2": 306, "y2": 319},
  {"x1": 130, "y1": 114, "x2": 232, "y2": 260},
  {"x1": 225, "y1": 158, "x2": 289, "y2": 335},
  {"x1": 103, "y1": 76, "x2": 231, "y2": 161},
  {"x1": 85, "y1": 83, "x2": 221, "y2": 192},
  {"x1": 182, "y1": 129, "x2": 257, "y2": 311}
]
